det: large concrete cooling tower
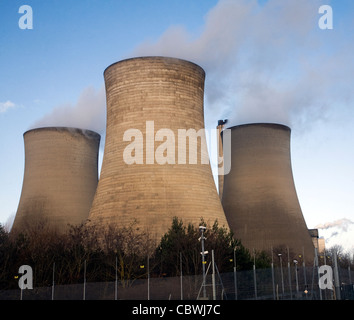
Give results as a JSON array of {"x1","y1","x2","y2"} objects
[
  {"x1": 88, "y1": 56, "x2": 229, "y2": 239},
  {"x1": 220, "y1": 123, "x2": 314, "y2": 258},
  {"x1": 12, "y1": 127, "x2": 100, "y2": 234}
]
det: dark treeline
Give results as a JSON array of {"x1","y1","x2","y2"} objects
[
  {"x1": 2, "y1": 217, "x2": 352, "y2": 291},
  {"x1": 0, "y1": 217, "x2": 271, "y2": 290}
]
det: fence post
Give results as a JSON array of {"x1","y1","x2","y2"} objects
[
  {"x1": 314, "y1": 247, "x2": 322, "y2": 300},
  {"x1": 278, "y1": 253, "x2": 285, "y2": 299},
  {"x1": 287, "y1": 247, "x2": 292, "y2": 300},
  {"x1": 234, "y1": 247, "x2": 238, "y2": 300},
  {"x1": 83, "y1": 260, "x2": 86, "y2": 300},
  {"x1": 294, "y1": 260, "x2": 299, "y2": 296},
  {"x1": 253, "y1": 249, "x2": 257, "y2": 300},
  {"x1": 271, "y1": 247, "x2": 275, "y2": 300},
  {"x1": 115, "y1": 256, "x2": 118, "y2": 300},
  {"x1": 52, "y1": 262, "x2": 55, "y2": 300},
  {"x1": 147, "y1": 254, "x2": 150, "y2": 300},
  {"x1": 302, "y1": 247, "x2": 307, "y2": 295},
  {"x1": 212, "y1": 250, "x2": 216, "y2": 300},
  {"x1": 333, "y1": 251, "x2": 341, "y2": 300},
  {"x1": 180, "y1": 252, "x2": 183, "y2": 300}
]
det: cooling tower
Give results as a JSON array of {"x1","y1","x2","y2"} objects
[
  {"x1": 221, "y1": 123, "x2": 314, "y2": 258},
  {"x1": 12, "y1": 127, "x2": 100, "y2": 234},
  {"x1": 87, "y1": 56, "x2": 229, "y2": 239}
]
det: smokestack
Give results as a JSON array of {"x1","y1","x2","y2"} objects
[
  {"x1": 12, "y1": 127, "x2": 100, "y2": 234},
  {"x1": 216, "y1": 119, "x2": 227, "y2": 199},
  {"x1": 88, "y1": 56, "x2": 229, "y2": 239},
  {"x1": 221, "y1": 123, "x2": 314, "y2": 257}
]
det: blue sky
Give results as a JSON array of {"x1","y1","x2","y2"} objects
[{"x1": 1, "y1": 0, "x2": 354, "y2": 252}]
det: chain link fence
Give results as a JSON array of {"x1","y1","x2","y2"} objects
[{"x1": 1, "y1": 265, "x2": 353, "y2": 300}]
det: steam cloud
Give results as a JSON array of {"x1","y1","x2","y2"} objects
[
  {"x1": 132, "y1": 0, "x2": 354, "y2": 129},
  {"x1": 315, "y1": 218, "x2": 354, "y2": 251},
  {"x1": 31, "y1": 86, "x2": 106, "y2": 135},
  {"x1": 315, "y1": 218, "x2": 354, "y2": 232},
  {"x1": 32, "y1": 0, "x2": 354, "y2": 133}
]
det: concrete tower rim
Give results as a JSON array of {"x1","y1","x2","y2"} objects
[
  {"x1": 226, "y1": 122, "x2": 291, "y2": 132},
  {"x1": 103, "y1": 56, "x2": 206, "y2": 77},
  {"x1": 23, "y1": 126, "x2": 101, "y2": 140}
]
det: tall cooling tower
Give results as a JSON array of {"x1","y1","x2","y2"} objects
[
  {"x1": 12, "y1": 127, "x2": 100, "y2": 234},
  {"x1": 221, "y1": 123, "x2": 314, "y2": 258},
  {"x1": 88, "y1": 56, "x2": 229, "y2": 239}
]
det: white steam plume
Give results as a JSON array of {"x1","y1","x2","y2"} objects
[
  {"x1": 30, "y1": 0, "x2": 354, "y2": 134},
  {"x1": 315, "y1": 218, "x2": 354, "y2": 232},
  {"x1": 31, "y1": 86, "x2": 106, "y2": 135},
  {"x1": 315, "y1": 218, "x2": 354, "y2": 252},
  {"x1": 132, "y1": 0, "x2": 354, "y2": 129}
]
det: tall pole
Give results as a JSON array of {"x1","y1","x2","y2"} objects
[
  {"x1": 253, "y1": 249, "x2": 257, "y2": 300},
  {"x1": 115, "y1": 255, "x2": 118, "y2": 300},
  {"x1": 52, "y1": 262, "x2": 55, "y2": 300},
  {"x1": 333, "y1": 250, "x2": 341, "y2": 300},
  {"x1": 349, "y1": 264, "x2": 352, "y2": 289},
  {"x1": 83, "y1": 260, "x2": 86, "y2": 301},
  {"x1": 212, "y1": 250, "x2": 216, "y2": 300},
  {"x1": 200, "y1": 226, "x2": 207, "y2": 299},
  {"x1": 353, "y1": 254, "x2": 354, "y2": 293},
  {"x1": 323, "y1": 248, "x2": 327, "y2": 265},
  {"x1": 180, "y1": 252, "x2": 183, "y2": 300},
  {"x1": 147, "y1": 254, "x2": 150, "y2": 300},
  {"x1": 287, "y1": 247, "x2": 292, "y2": 300},
  {"x1": 302, "y1": 247, "x2": 307, "y2": 294},
  {"x1": 347, "y1": 253, "x2": 352, "y2": 289},
  {"x1": 323, "y1": 249, "x2": 328, "y2": 300},
  {"x1": 271, "y1": 247, "x2": 276, "y2": 300},
  {"x1": 278, "y1": 254, "x2": 285, "y2": 298},
  {"x1": 350, "y1": 255, "x2": 354, "y2": 293},
  {"x1": 315, "y1": 247, "x2": 322, "y2": 300},
  {"x1": 233, "y1": 247, "x2": 237, "y2": 300},
  {"x1": 294, "y1": 260, "x2": 299, "y2": 296}
]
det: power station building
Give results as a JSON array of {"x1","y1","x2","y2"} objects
[
  {"x1": 220, "y1": 123, "x2": 315, "y2": 258},
  {"x1": 12, "y1": 127, "x2": 100, "y2": 234},
  {"x1": 87, "y1": 56, "x2": 229, "y2": 239},
  {"x1": 11, "y1": 56, "x2": 317, "y2": 260}
]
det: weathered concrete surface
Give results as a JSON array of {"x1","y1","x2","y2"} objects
[
  {"x1": 221, "y1": 123, "x2": 314, "y2": 258},
  {"x1": 12, "y1": 127, "x2": 100, "y2": 234},
  {"x1": 88, "y1": 57, "x2": 229, "y2": 239}
]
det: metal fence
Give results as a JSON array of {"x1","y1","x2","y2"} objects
[{"x1": 1, "y1": 264, "x2": 353, "y2": 300}]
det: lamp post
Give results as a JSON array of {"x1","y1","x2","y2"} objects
[{"x1": 199, "y1": 225, "x2": 207, "y2": 299}]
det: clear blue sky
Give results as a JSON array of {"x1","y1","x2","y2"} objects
[{"x1": 1, "y1": 0, "x2": 353, "y2": 251}]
